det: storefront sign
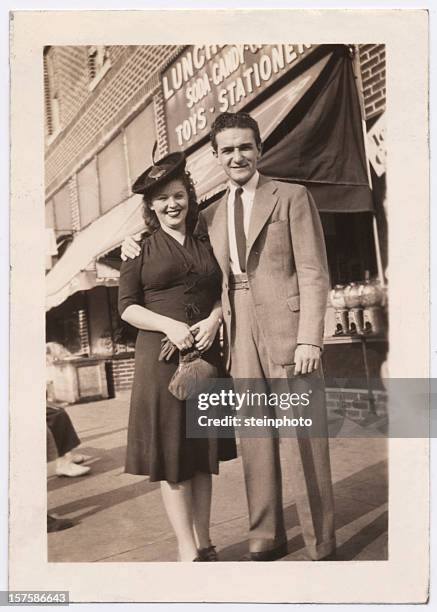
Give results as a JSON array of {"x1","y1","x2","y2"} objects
[
  {"x1": 367, "y1": 112, "x2": 386, "y2": 177},
  {"x1": 162, "y1": 44, "x2": 316, "y2": 150}
]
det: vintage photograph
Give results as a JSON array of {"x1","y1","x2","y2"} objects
[
  {"x1": 9, "y1": 8, "x2": 430, "y2": 603},
  {"x1": 44, "y1": 43, "x2": 389, "y2": 563}
]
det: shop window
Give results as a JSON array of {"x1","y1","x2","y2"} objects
[
  {"x1": 45, "y1": 200, "x2": 55, "y2": 228},
  {"x1": 77, "y1": 157, "x2": 100, "y2": 228},
  {"x1": 125, "y1": 104, "x2": 156, "y2": 183},
  {"x1": 108, "y1": 286, "x2": 137, "y2": 353},
  {"x1": 86, "y1": 287, "x2": 114, "y2": 356},
  {"x1": 87, "y1": 46, "x2": 111, "y2": 91},
  {"x1": 321, "y1": 212, "x2": 377, "y2": 286},
  {"x1": 97, "y1": 133, "x2": 129, "y2": 214},
  {"x1": 46, "y1": 293, "x2": 85, "y2": 355},
  {"x1": 322, "y1": 339, "x2": 388, "y2": 386},
  {"x1": 52, "y1": 183, "x2": 73, "y2": 235},
  {"x1": 45, "y1": 199, "x2": 57, "y2": 270},
  {"x1": 44, "y1": 48, "x2": 61, "y2": 140},
  {"x1": 60, "y1": 312, "x2": 82, "y2": 355}
]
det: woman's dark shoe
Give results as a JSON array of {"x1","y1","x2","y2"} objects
[
  {"x1": 197, "y1": 544, "x2": 218, "y2": 561},
  {"x1": 319, "y1": 550, "x2": 337, "y2": 561},
  {"x1": 240, "y1": 542, "x2": 288, "y2": 561}
]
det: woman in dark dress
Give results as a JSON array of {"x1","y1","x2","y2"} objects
[{"x1": 118, "y1": 152, "x2": 235, "y2": 562}]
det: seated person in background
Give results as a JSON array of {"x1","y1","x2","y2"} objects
[
  {"x1": 46, "y1": 403, "x2": 91, "y2": 477},
  {"x1": 47, "y1": 425, "x2": 73, "y2": 532}
]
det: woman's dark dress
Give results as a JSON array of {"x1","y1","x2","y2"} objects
[{"x1": 118, "y1": 228, "x2": 236, "y2": 483}]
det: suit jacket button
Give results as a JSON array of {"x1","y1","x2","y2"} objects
[{"x1": 227, "y1": 309, "x2": 231, "y2": 315}]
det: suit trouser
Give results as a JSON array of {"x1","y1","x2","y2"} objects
[{"x1": 229, "y1": 280, "x2": 336, "y2": 560}]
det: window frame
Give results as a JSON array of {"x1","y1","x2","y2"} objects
[{"x1": 88, "y1": 46, "x2": 112, "y2": 91}]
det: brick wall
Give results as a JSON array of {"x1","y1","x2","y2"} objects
[
  {"x1": 78, "y1": 308, "x2": 90, "y2": 353},
  {"x1": 54, "y1": 46, "x2": 91, "y2": 131},
  {"x1": 358, "y1": 44, "x2": 386, "y2": 120},
  {"x1": 111, "y1": 356, "x2": 135, "y2": 393},
  {"x1": 153, "y1": 88, "x2": 169, "y2": 158},
  {"x1": 45, "y1": 45, "x2": 184, "y2": 196},
  {"x1": 68, "y1": 175, "x2": 81, "y2": 231},
  {"x1": 50, "y1": 46, "x2": 131, "y2": 132},
  {"x1": 326, "y1": 388, "x2": 387, "y2": 422}
]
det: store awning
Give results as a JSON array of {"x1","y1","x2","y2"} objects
[
  {"x1": 187, "y1": 52, "x2": 334, "y2": 202},
  {"x1": 188, "y1": 46, "x2": 372, "y2": 213},
  {"x1": 259, "y1": 47, "x2": 373, "y2": 212},
  {"x1": 46, "y1": 194, "x2": 144, "y2": 311}
]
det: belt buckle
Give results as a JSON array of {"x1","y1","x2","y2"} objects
[
  {"x1": 235, "y1": 279, "x2": 249, "y2": 290},
  {"x1": 230, "y1": 275, "x2": 249, "y2": 290}
]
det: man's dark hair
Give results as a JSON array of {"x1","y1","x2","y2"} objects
[{"x1": 210, "y1": 112, "x2": 262, "y2": 152}]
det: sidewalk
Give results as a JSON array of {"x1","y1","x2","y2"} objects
[{"x1": 48, "y1": 396, "x2": 388, "y2": 562}]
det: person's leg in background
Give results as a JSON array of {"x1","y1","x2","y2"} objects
[
  {"x1": 46, "y1": 426, "x2": 74, "y2": 532},
  {"x1": 46, "y1": 404, "x2": 91, "y2": 477}
]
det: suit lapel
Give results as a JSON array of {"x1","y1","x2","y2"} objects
[
  {"x1": 247, "y1": 176, "x2": 279, "y2": 253},
  {"x1": 207, "y1": 191, "x2": 231, "y2": 279}
]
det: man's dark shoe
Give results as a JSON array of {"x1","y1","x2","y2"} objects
[
  {"x1": 197, "y1": 545, "x2": 218, "y2": 561},
  {"x1": 241, "y1": 542, "x2": 288, "y2": 561},
  {"x1": 47, "y1": 514, "x2": 74, "y2": 533}
]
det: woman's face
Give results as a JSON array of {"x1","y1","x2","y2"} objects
[{"x1": 149, "y1": 178, "x2": 189, "y2": 232}]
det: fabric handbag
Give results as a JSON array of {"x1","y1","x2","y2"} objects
[{"x1": 158, "y1": 337, "x2": 218, "y2": 400}]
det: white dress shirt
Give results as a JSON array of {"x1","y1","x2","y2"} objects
[{"x1": 227, "y1": 171, "x2": 260, "y2": 275}]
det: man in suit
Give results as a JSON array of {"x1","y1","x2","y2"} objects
[{"x1": 122, "y1": 111, "x2": 335, "y2": 561}]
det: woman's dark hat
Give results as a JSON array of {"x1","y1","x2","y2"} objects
[{"x1": 132, "y1": 146, "x2": 186, "y2": 195}]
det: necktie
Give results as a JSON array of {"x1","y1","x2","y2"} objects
[{"x1": 234, "y1": 187, "x2": 246, "y2": 273}]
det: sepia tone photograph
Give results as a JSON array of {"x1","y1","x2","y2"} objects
[
  {"x1": 44, "y1": 42, "x2": 389, "y2": 563},
  {"x1": 9, "y1": 9, "x2": 429, "y2": 604}
]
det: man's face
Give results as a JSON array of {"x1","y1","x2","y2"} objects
[{"x1": 214, "y1": 127, "x2": 261, "y2": 186}]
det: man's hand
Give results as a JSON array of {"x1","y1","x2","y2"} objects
[
  {"x1": 121, "y1": 233, "x2": 142, "y2": 261},
  {"x1": 190, "y1": 316, "x2": 221, "y2": 353},
  {"x1": 293, "y1": 344, "x2": 321, "y2": 375}
]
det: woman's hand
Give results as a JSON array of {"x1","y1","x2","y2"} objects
[
  {"x1": 190, "y1": 315, "x2": 221, "y2": 353},
  {"x1": 163, "y1": 320, "x2": 194, "y2": 352}
]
